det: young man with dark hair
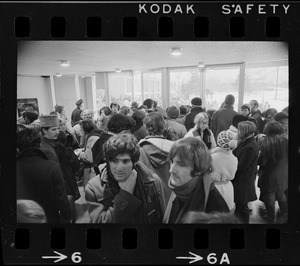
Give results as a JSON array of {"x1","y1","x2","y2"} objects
[
  {"x1": 163, "y1": 137, "x2": 229, "y2": 223},
  {"x1": 85, "y1": 133, "x2": 165, "y2": 223}
]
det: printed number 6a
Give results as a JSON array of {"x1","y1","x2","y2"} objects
[
  {"x1": 207, "y1": 253, "x2": 230, "y2": 264},
  {"x1": 71, "y1": 252, "x2": 82, "y2": 263}
]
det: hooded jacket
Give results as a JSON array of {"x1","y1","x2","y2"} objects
[{"x1": 139, "y1": 136, "x2": 174, "y2": 203}]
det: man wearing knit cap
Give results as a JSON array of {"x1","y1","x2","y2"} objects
[
  {"x1": 184, "y1": 97, "x2": 204, "y2": 131},
  {"x1": 40, "y1": 115, "x2": 60, "y2": 163},
  {"x1": 211, "y1": 94, "x2": 239, "y2": 140},
  {"x1": 71, "y1": 99, "x2": 84, "y2": 127}
]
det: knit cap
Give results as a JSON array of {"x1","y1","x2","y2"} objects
[{"x1": 217, "y1": 130, "x2": 237, "y2": 150}]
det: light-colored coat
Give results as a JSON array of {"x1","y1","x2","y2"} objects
[{"x1": 210, "y1": 147, "x2": 238, "y2": 210}]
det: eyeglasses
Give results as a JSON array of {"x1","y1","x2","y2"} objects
[{"x1": 199, "y1": 120, "x2": 208, "y2": 125}]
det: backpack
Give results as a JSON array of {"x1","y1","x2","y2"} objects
[{"x1": 91, "y1": 132, "x2": 112, "y2": 175}]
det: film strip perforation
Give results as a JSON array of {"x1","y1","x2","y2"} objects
[{"x1": 14, "y1": 14, "x2": 284, "y2": 39}]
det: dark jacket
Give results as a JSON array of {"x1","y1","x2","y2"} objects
[
  {"x1": 131, "y1": 124, "x2": 148, "y2": 142},
  {"x1": 71, "y1": 107, "x2": 82, "y2": 127},
  {"x1": 163, "y1": 174, "x2": 229, "y2": 223},
  {"x1": 40, "y1": 137, "x2": 59, "y2": 163},
  {"x1": 55, "y1": 143, "x2": 81, "y2": 200},
  {"x1": 17, "y1": 148, "x2": 71, "y2": 223},
  {"x1": 211, "y1": 104, "x2": 239, "y2": 139},
  {"x1": 184, "y1": 106, "x2": 204, "y2": 131},
  {"x1": 249, "y1": 111, "x2": 264, "y2": 134},
  {"x1": 232, "y1": 136, "x2": 259, "y2": 203},
  {"x1": 258, "y1": 138, "x2": 288, "y2": 194},
  {"x1": 85, "y1": 161, "x2": 166, "y2": 223}
]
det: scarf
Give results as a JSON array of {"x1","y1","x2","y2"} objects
[
  {"x1": 168, "y1": 175, "x2": 201, "y2": 201},
  {"x1": 193, "y1": 128, "x2": 212, "y2": 149},
  {"x1": 168, "y1": 174, "x2": 212, "y2": 223},
  {"x1": 100, "y1": 166, "x2": 154, "y2": 223}
]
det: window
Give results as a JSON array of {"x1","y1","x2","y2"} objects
[{"x1": 170, "y1": 68, "x2": 200, "y2": 107}]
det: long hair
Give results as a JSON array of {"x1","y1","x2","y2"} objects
[
  {"x1": 168, "y1": 137, "x2": 212, "y2": 177},
  {"x1": 260, "y1": 121, "x2": 288, "y2": 161},
  {"x1": 238, "y1": 121, "x2": 257, "y2": 140},
  {"x1": 143, "y1": 112, "x2": 165, "y2": 136}
]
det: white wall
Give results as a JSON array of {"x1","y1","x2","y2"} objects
[
  {"x1": 54, "y1": 76, "x2": 79, "y2": 121},
  {"x1": 17, "y1": 76, "x2": 52, "y2": 115}
]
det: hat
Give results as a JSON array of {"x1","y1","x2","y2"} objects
[
  {"x1": 241, "y1": 104, "x2": 250, "y2": 112},
  {"x1": 217, "y1": 130, "x2": 237, "y2": 150},
  {"x1": 191, "y1": 97, "x2": 202, "y2": 107},
  {"x1": 224, "y1": 94, "x2": 235, "y2": 105},
  {"x1": 76, "y1": 99, "x2": 84, "y2": 106},
  {"x1": 39, "y1": 115, "x2": 59, "y2": 128}
]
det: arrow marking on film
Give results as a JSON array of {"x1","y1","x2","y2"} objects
[
  {"x1": 42, "y1": 251, "x2": 67, "y2": 263},
  {"x1": 176, "y1": 251, "x2": 203, "y2": 264}
]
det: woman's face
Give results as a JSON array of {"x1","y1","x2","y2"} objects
[
  {"x1": 109, "y1": 153, "x2": 133, "y2": 182},
  {"x1": 169, "y1": 155, "x2": 193, "y2": 187},
  {"x1": 197, "y1": 118, "x2": 209, "y2": 131}
]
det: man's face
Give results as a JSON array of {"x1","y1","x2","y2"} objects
[
  {"x1": 169, "y1": 155, "x2": 193, "y2": 187},
  {"x1": 249, "y1": 101, "x2": 257, "y2": 112},
  {"x1": 109, "y1": 153, "x2": 133, "y2": 182},
  {"x1": 43, "y1": 127, "x2": 59, "y2": 140},
  {"x1": 241, "y1": 108, "x2": 250, "y2": 116}
]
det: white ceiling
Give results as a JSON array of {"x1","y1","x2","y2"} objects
[{"x1": 17, "y1": 41, "x2": 288, "y2": 77}]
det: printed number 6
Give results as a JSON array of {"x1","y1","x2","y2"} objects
[{"x1": 71, "y1": 252, "x2": 82, "y2": 263}]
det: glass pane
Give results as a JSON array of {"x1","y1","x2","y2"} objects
[
  {"x1": 244, "y1": 65, "x2": 288, "y2": 112},
  {"x1": 170, "y1": 68, "x2": 200, "y2": 107},
  {"x1": 142, "y1": 71, "x2": 162, "y2": 106},
  {"x1": 133, "y1": 70, "x2": 143, "y2": 104},
  {"x1": 205, "y1": 66, "x2": 240, "y2": 111},
  {"x1": 108, "y1": 72, "x2": 133, "y2": 107}
]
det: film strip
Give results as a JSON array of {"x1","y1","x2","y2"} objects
[{"x1": 1, "y1": 1, "x2": 300, "y2": 265}]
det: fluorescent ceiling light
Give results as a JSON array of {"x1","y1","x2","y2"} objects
[
  {"x1": 60, "y1": 60, "x2": 70, "y2": 67},
  {"x1": 170, "y1": 48, "x2": 182, "y2": 56},
  {"x1": 198, "y1": 62, "x2": 205, "y2": 68}
]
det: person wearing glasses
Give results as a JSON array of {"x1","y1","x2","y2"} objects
[{"x1": 184, "y1": 112, "x2": 216, "y2": 150}]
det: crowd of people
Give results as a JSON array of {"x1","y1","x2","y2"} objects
[{"x1": 16, "y1": 95, "x2": 288, "y2": 224}]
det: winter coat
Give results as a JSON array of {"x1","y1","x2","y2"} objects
[
  {"x1": 211, "y1": 105, "x2": 239, "y2": 140},
  {"x1": 232, "y1": 136, "x2": 259, "y2": 203},
  {"x1": 163, "y1": 173, "x2": 229, "y2": 223},
  {"x1": 210, "y1": 147, "x2": 238, "y2": 210},
  {"x1": 166, "y1": 119, "x2": 187, "y2": 139},
  {"x1": 249, "y1": 110, "x2": 264, "y2": 134},
  {"x1": 184, "y1": 106, "x2": 204, "y2": 131},
  {"x1": 184, "y1": 126, "x2": 216, "y2": 150},
  {"x1": 40, "y1": 137, "x2": 59, "y2": 163},
  {"x1": 85, "y1": 161, "x2": 166, "y2": 223},
  {"x1": 131, "y1": 124, "x2": 148, "y2": 142},
  {"x1": 55, "y1": 143, "x2": 81, "y2": 200},
  {"x1": 17, "y1": 148, "x2": 71, "y2": 223},
  {"x1": 258, "y1": 138, "x2": 288, "y2": 194},
  {"x1": 71, "y1": 107, "x2": 82, "y2": 127},
  {"x1": 139, "y1": 136, "x2": 174, "y2": 203}
]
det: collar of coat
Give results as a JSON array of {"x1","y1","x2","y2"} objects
[
  {"x1": 100, "y1": 161, "x2": 156, "y2": 185},
  {"x1": 17, "y1": 147, "x2": 48, "y2": 160},
  {"x1": 41, "y1": 136, "x2": 56, "y2": 147}
]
